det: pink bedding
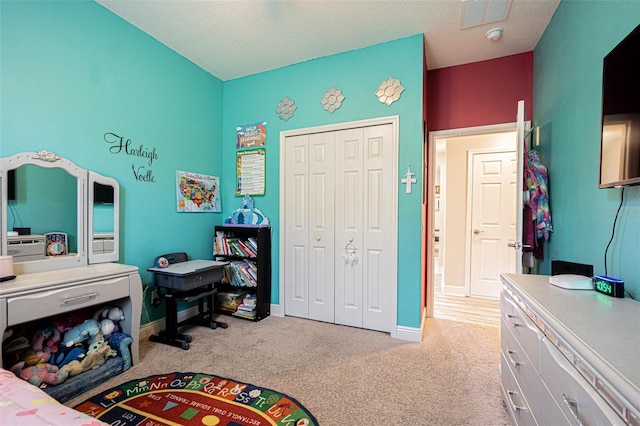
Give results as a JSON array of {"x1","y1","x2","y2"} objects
[{"x1": 0, "y1": 368, "x2": 108, "y2": 426}]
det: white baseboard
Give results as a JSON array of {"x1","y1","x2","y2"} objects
[
  {"x1": 442, "y1": 284, "x2": 466, "y2": 296},
  {"x1": 270, "y1": 303, "x2": 283, "y2": 317},
  {"x1": 396, "y1": 325, "x2": 423, "y2": 342},
  {"x1": 271, "y1": 304, "x2": 422, "y2": 342}
]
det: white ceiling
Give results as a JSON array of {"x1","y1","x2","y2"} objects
[{"x1": 96, "y1": 0, "x2": 560, "y2": 81}]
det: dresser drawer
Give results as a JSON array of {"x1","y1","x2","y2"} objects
[
  {"x1": 540, "y1": 337, "x2": 625, "y2": 426},
  {"x1": 501, "y1": 350, "x2": 536, "y2": 426},
  {"x1": 501, "y1": 291, "x2": 543, "y2": 370},
  {"x1": 7, "y1": 276, "x2": 130, "y2": 325}
]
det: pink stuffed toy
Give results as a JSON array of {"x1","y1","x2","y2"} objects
[{"x1": 10, "y1": 361, "x2": 69, "y2": 386}]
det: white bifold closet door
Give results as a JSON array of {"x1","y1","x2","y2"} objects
[{"x1": 284, "y1": 124, "x2": 395, "y2": 332}]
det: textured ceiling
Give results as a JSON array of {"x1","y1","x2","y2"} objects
[{"x1": 96, "y1": 0, "x2": 560, "y2": 81}]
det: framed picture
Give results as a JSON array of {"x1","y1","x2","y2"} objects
[{"x1": 45, "y1": 232, "x2": 68, "y2": 256}]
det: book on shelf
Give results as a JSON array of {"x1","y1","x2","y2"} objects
[
  {"x1": 236, "y1": 303, "x2": 255, "y2": 312},
  {"x1": 215, "y1": 290, "x2": 246, "y2": 312},
  {"x1": 233, "y1": 311, "x2": 256, "y2": 320},
  {"x1": 221, "y1": 260, "x2": 257, "y2": 287},
  {"x1": 214, "y1": 231, "x2": 257, "y2": 257}
]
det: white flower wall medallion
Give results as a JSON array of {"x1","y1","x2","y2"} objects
[
  {"x1": 321, "y1": 87, "x2": 345, "y2": 113},
  {"x1": 276, "y1": 97, "x2": 297, "y2": 121},
  {"x1": 376, "y1": 77, "x2": 404, "y2": 106}
]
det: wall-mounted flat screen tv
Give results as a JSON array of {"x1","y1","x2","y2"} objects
[{"x1": 599, "y1": 24, "x2": 640, "y2": 188}]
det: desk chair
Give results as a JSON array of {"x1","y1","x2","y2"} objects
[{"x1": 149, "y1": 252, "x2": 227, "y2": 350}]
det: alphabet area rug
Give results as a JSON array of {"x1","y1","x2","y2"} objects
[{"x1": 74, "y1": 372, "x2": 318, "y2": 426}]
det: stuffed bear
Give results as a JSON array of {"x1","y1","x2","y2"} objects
[
  {"x1": 62, "y1": 319, "x2": 100, "y2": 347},
  {"x1": 10, "y1": 361, "x2": 69, "y2": 387}
]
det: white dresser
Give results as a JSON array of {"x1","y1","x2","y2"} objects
[
  {"x1": 0, "y1": 263, "x2": 142, "y2": 368},
  {"x1": 500, "y1": 273, "x2": 639, "y2": 426}
]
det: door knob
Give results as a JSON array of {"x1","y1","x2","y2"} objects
[{"x1": 473, "y1": 229, "x2": 483, "y2": 234}]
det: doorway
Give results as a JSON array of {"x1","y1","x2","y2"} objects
[{"x1": 427, "y1": 123, "x2": 517, "y2": 324}]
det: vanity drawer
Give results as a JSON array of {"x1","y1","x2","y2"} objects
[
  {"x1": 501, "y1": 291, "x2": 543, "y2": 369},
  {"x1": 501, "y1": 350, "x2": 536, "y2": 426},
  {"x1": 540, "y1": 337, "x2": 624, "y2": 426},
  {"x1": 7, "y1": 276, "x2": 130, "y2": 325}
]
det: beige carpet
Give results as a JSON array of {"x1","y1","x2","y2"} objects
[{"x1": 67, "y1": 315, "x2": 509, "y2": 425}]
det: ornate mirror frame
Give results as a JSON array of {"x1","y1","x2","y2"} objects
[{"x1": 1, "y1": 150, "x2": 119, "y2": 274}]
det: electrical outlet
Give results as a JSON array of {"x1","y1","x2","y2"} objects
[{"x1": 151, "y1": 289, "x2": 161, "y2": 306}]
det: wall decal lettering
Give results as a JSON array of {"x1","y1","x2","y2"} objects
[{"x1": 104, "y1": 132, "x2": 158, "y2": 183}]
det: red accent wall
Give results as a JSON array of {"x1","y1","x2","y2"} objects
[{"x1": 426, "y1": 52, "x2": 533, "y2": 131}]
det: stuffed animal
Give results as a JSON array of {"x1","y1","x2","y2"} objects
[
  {"x1": 63, "y1": 334, "x2": 116, "y2": 376},
  {"x1": 49, "y1": 344, "x2": 85, "y2": 368},
  {"x1": 62, "y1": 319, "x2": 100, "y2": 347},
  {"x1": 108, "y1": 332, "x2": 134, "y2": 370},
  {"x1": 30, "y1": 326, "x2": 56, "y2": 362},
  {"x1": 98, "y1": 318, "x2": 120, "y2": 338},
  {"x1": 47, "y1": 312, "x2": 87, "y2": 353},
  {"x1": 94, "y1": 306, "x2": 125, "y2": 323},
  {"x1": 10, "y1": 361, "x2": 69, "y2": 387}
]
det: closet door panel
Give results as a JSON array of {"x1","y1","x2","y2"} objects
[
  {"x1": 308, "y1": 132, "x2": 335, "y2": 323},
  {"x1": 362, "y1": 124, "x2": 394, "y2": 332},
  {"x1": 284, "y1": 135, "x2": 310, "y2": 318},
  {"x1": 334, "y1": 128, "x2": 364, "y2": 328}
]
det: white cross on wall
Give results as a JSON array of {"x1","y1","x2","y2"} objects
[{"x1": 401, "y1": 165, "x2": 416, "y2": 193}]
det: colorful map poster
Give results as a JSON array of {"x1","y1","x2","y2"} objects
[
  {"x1": 236, "y1": 149, "x2": 265, "y2": 196},
  {"x1": 176, "y1": 170, "x2": 221, "y2": 212},
  {"x1": 236, "y1": 122, "x2": 267, "y2": 149}
]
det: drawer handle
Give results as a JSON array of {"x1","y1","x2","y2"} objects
[
  {"x1": 507, "y1": 350, "x2": 522, "y2": 369},
  {"x1": 562, "y1": 394, "x2": 584, "y2": 426},
  {"x1": 507, "y1": 390, "x2": 528, "y2": 413},
  {"x1": 62, "y1": 292, "x2": 99, "y2": 305},
  {"x1": 506, "y1": 313, "x2": 522, "y2": 328}
]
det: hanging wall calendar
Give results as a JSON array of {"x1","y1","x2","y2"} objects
[{"x1": 236, "y1": 149, "x2": 266, "y2": 196}]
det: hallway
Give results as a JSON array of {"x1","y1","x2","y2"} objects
[{"x1": 433, "y1": 251, "x2": 500, "y2": 327}]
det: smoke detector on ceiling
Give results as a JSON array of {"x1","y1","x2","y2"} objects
[{"x1": 485, "y1": 27, "x2": 504, "y2": 41}]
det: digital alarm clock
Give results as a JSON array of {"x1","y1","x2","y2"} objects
[{"x1": 593, "y1": 275, "x2": 625, "y2": 298}]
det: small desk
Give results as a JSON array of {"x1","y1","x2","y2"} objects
[{"x1": 148, "y1": 259, "x2": 228, "y2": 350}]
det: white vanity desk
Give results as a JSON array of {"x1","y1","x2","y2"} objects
[
  {"x1": 0, "y1": 263, "x2": 142, "y2": 367},
  {"x1": 0, "y1": 150, "x2": 143, "y2": 373},
  {"x1": 500, "y1": 273, "x2": 639, "y2": 425}
]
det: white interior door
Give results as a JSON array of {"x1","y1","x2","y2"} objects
[
  {"x1": 334, "y1": 128, "x2": 364, "y2": 327},
  {"x1": 334, "y1": 124, "x2": 394, "y2": 332},
  {"x1": 283, "y1": 120, "x2": 397, "y2": 334},
  {"x1": 308, "y1": 132, "x2": 335, "y2": 323},
  {"x1": 469, "y1": 149, "x2": 517, "y2": 298},
  {"x1": 284, "y1": 132, "x2": 335, "y2": 322},
  {"x1": 284, "y1": 134, "x2": 311, "y2": 318},
  {"x1": 360, "y1": 124, "x2": 395, "y2": 332}
]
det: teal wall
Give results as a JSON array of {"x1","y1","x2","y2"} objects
[
  {"x1": 1, "y1": 0, "x2": 224, "y2": 322},
  {"x1": 534, "y1": 0, "x2": 640, "y2": 298},
  {"x1": 222, "y1": 35, "x2": 425, "y2": 327},
  {"x1": 2, "y1": 1, "x2": 425, "y2": 328}
]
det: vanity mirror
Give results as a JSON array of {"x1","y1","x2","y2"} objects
[{"x1": 1, "y1": 150, "x2": 119, "y2": 274}]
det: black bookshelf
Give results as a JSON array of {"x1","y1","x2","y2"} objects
[{"x1": 213, "y1": 225, "x2": 271, "y2": 321}]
